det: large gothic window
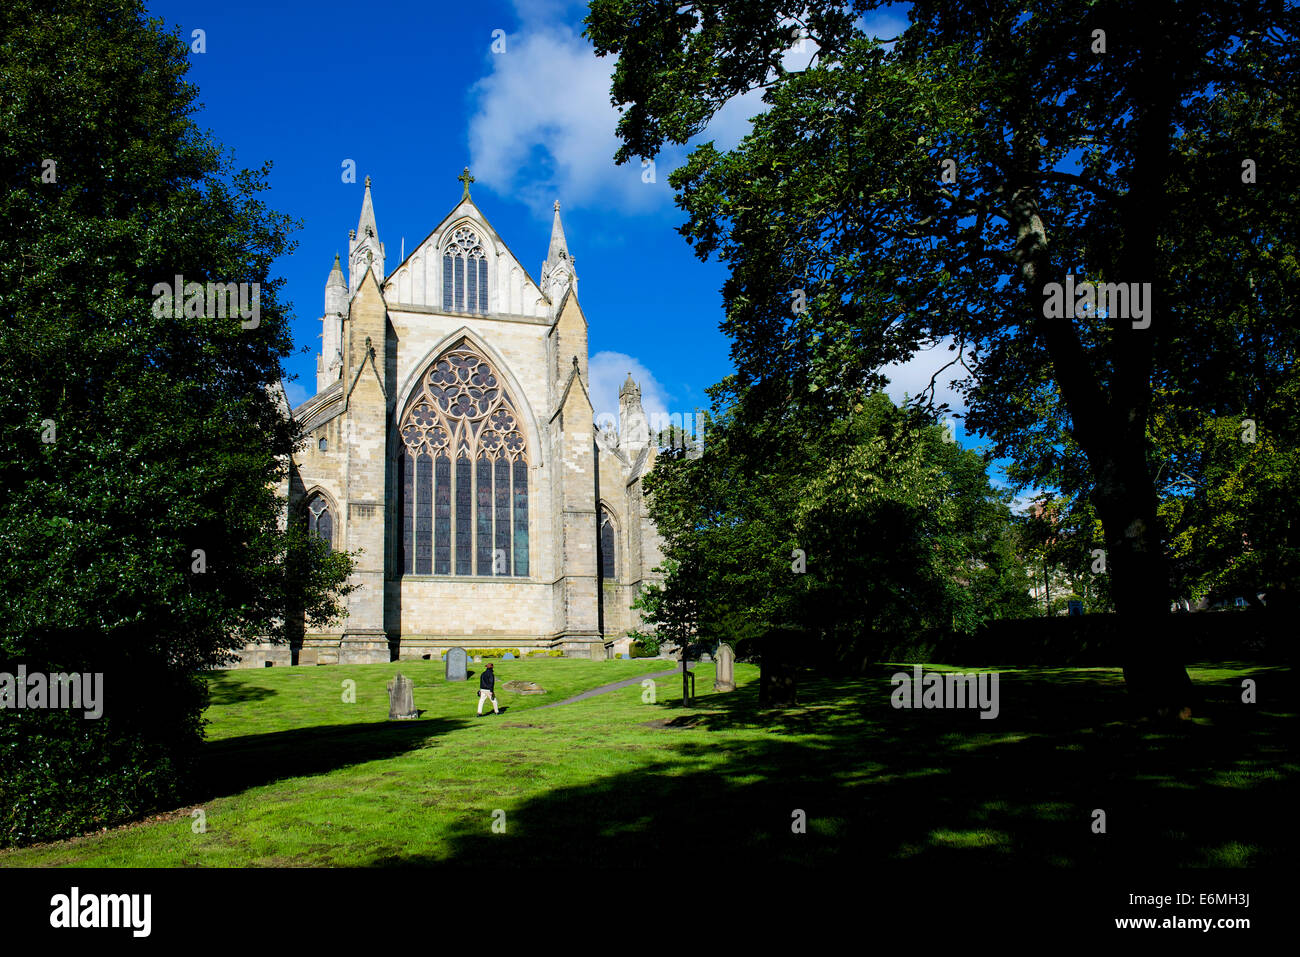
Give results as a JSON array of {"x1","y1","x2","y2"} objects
[
  {"x1": 442, "y1": 227, "x2": 489, "y2": 314},
  {"x1": 306, "y1": 494, "x2": 333, "y2": 551},
  {"x1": 599, "y1": 507, "x2": 616, "y2": 582},
  {"x1": 399, "y1": 342, "x2": 528, "y2": 577}
]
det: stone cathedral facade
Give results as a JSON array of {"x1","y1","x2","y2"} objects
[{"x1": 238, "y1": 173, "x2": 664, "y2": 667}]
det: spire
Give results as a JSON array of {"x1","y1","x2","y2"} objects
[
  {"x1": 541, "y1": 198, "x2": 577, "y2": 310},
  {"x1": 619, "y1": 371, "x2": 639, "y2": 397},
  {"x1": 547, "y1": 200, "x2": 569, "y2": 263},
  {"x1": 328, "y1": 252, "x2": 345, "y2": 287},
  {"x1": 348, "y1": 176, "x2": 385, "y2": 293},
  {"x1": 357, "y1": 176, "x2": 378, "y2": 241}
]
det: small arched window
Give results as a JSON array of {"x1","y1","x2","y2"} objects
[
  {"x1": 442, "y1": 227, "x2": 488, "y2": 314},
  {"x1": 306, "y1": 494, "x2": 333, "y2": 551},
  {"x1": 599, "y1": 507, "x2": 616, "y2": 582},
  {"x1": 318, "y1": 437, "x2": 328, "y2": 452}
]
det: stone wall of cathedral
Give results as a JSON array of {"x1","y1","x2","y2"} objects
[{"x1": 232, "y1": 181, "x2": 664, "y2": 668}]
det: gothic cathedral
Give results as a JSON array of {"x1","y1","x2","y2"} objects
[{"x1": 238, "y1": 172, "x2": 664, "y2": 666}]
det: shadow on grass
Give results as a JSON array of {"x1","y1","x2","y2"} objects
[
  {"x1": 406, "y1": 664, "x2": 1297, "y2": 869},
  {"x1": 196, "y1": 717, "x2": 470, "y2": 802},
  {"x1": 204, "y1": 671, "x2": 278, "y2": 706}
]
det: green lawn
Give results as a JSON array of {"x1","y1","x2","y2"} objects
[{"x1": 1, "y1": 658, "x2": 1293, "y2": 867}]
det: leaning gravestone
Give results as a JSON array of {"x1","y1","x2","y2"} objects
[
  {"x1": 387, "y1": 672, "x2": 417, "y2": 719},
  {"x1": 714, "y1": 643, "x2": 736, "y2": 692},
  {"x1": 445, "y1": 647, "x2": 468, "y2": 681}
]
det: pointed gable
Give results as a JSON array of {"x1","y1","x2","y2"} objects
[{"x1": 383, "y1": 194, "x2": 547, "y2": 318}]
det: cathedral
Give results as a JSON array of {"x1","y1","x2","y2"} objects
[{"x1": 238, "y1": 171, "x2": 664, "y2": 667}]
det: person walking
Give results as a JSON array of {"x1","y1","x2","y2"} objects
[{"x1": 477, "y1": 661, "x2": 499, "y2": 716}]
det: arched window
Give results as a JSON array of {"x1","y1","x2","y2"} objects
[
  {"x1": 399, "y1": 342, "x2": 528, "y2": 577},
  {"x1": 599, "y1": 507, "x2": 616, "y2": 582},
  {"x1": 306, "y1": 494, "x2": 333, "y2": 551},
  {"x1": 442, "y1": 227, "x2": 489, "y2": 314}
]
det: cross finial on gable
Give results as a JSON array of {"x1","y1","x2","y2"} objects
[{"x1": 459, "y1": 166, "x2": 475, "y2": 200}]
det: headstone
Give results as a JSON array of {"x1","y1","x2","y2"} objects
[
  {"x1": 445, "y1": 647, "x2": 468, "y2": 681},
  {"x1": 621, "y1": 653, "x2": 631, "y2": 660},
  {"x1": 700, "y1": 652, "x2": 713, "y2": 663},
  {"x1": 387, "y1": 671, "x2": 417, "y2": 719},
  {"x1": 297, "y1": 648, "x2": 319, "y2": 666},
  {"x1": 714, "y1": 642, "x2": 736, "y2": 692},
  {"x1": 1067, "y1": 600, "x2": 1083, "y2": 617},
  {"x1": 503, "y1": 652, "x2": 515, "y2": 660}
]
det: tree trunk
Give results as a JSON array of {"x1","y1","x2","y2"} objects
[
  {"x1": 1094, "y1": 446, "x2": 1197, "y2": 719},
  {"x1": 758, "y1": 628, "x2": 799, "y2": 707}
]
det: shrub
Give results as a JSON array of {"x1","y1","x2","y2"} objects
[{"x1": 626, "y1": 629, "x2": 661, "y2": 656}]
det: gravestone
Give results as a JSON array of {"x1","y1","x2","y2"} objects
[
  {"x1": 503, "y1": 652, "x2": 515, "y2": 660},
  {"x1": 714, "y1": 642, "x2": 736, "y2": 692},
  {"x1": 387, "y1": 672, "x2": 417, "y2": 719},
  {"x1": 445, "y1": 647, "x2": 468, "y2": 681},
  {"x1": 621, "y1": 653, "x2": 631, "y2": 660},
  {"x1": 297, "y1": 648, "x2": 318, "y2": 667}
]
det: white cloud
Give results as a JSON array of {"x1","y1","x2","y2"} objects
[
  {"x1": 283, "y1": 379, "x2": 310, "y2": 410},
  {"x1": 588, "y1": 351, "x2": 670, "y2": 425},
  {"x1": 467, "y1": 6, "x2": 817, "y2": 216},
  {"x1": 469, "y1": 25, "x2": 661, "y2": 215},
  {"x1": 878, "y1": 338, "x2": 972, "y2": 413}
]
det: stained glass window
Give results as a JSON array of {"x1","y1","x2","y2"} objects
[
  {"x1": 476, "y1": 452, "x2": 492, "y2": 575},
  {"x1": 307, "y1": 494, "x2": 333, "y2": 551},
  {"x1": 442, "y1": 227, "x2": 488, "y2": 314},
  {"x1": 455, "y1": 454, "x2": 472, "y2": 575},
  {"x1": 434, "y1": 452, "x2": 451, "y2": 575},
  {"x1": 494, "y1": 457, "x2": 510, "y2": 573},
  {"x1": 599, "y1": 508, "x2": 616, "y2": 581},
  {"x1": 398, "y1": 341, "x2": 529, "y2": 577},
  {"x1": 416, "y1": 452, "x2": 432, "y2": 575},
  {"x1": 513, "y1": 459, "x2": 528, "y2": 576}
]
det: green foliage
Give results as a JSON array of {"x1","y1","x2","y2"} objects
[
  {"x1": 638, "y1": 391, "x2": 1034, "y2": 665},
  {"x1": 586, "y1": 1, "x2": 1299, "y2": 709},
  {"x1": 0, "y1": 0, "x2": 353, "y2": 845},
  {"x1": 625, "y1": 628, "x2": 661, "y2": 657}
]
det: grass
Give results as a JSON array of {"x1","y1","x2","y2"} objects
[{"x1": 0, "y1": 658, "x2": 1293, "y2": 868}]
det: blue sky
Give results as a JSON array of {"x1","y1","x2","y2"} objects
[{"x1": 145, "y1": 1, "x2": 1000, "y2": 470}]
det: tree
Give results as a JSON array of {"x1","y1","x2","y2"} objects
[
  {"x1": 640, "y1": 388, "x2": 1033, "y2": 697},
  {"x1": 0, "y1": 0, "x2": 353, "y2": 845},
  {"x1": 586, "y1": 0, "x2": 1299, "y2": 715}
]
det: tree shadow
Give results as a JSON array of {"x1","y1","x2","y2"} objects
[
  {"x1": 395, "y1": 663, "x2": 1296, "y2": 868},
  {"x1": 204, "y1": 670, "x2": 278, "y2": 706},
  {"x1": 195, "y1": 717, "x2": 469, "y2": 802}
]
